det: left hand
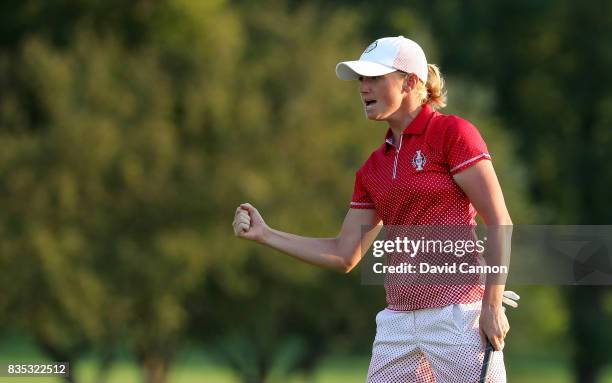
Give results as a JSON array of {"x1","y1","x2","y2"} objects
[{"x1": 479, "y1": 303, "x2": 510, "y2": 351}]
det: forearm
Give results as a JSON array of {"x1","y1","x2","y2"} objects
[
  {"x1": 483, "y1": 284, "x2": 505, "y2": 308},
  {"x1": 260, "y1": 227, "x2": 349, "y2": 272},
  {"x1": 482, "y1": 224, "x2": 512, "y2": 307}
]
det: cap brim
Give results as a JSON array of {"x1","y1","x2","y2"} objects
[{"x1": 335, "y1": 60, "x2": 396, "y2": 80}]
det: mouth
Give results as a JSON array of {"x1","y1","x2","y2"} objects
[{"x1": 364, "y1": 99, "x2": 377, "y2": 107}]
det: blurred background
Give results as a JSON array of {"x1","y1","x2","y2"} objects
[{"x1": 0, "y1": 0, "x2": 611, "y2": 382}]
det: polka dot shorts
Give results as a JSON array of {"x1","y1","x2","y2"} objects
[{"x1": 366, "y1": 300, "x2": 506, "y2": 382}]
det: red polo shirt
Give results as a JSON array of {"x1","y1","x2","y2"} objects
[{"x1": 351, "y1": 104, "x2": 491, "y2": 310}]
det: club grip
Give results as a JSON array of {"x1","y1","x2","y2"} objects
[{"x1": 479, "y1": 339, "x2": 495, "y2": 383}]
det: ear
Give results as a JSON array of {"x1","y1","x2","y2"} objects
[{"x1": 401, "y1": 73, "x2": 418, "y2": 92}]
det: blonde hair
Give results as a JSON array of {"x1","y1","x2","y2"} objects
[{"x1": 416, "y1": 64, "x2": 447, "y2": 109}]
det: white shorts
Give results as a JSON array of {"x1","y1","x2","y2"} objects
[{"x1": 366, "y1": 300, "x2": 506, "y2": 383}]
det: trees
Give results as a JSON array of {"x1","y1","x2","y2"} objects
[
  {"x1": 2, "y1": 1, "x2": 608, "y2": 382},
  {"x1": 0, "y1": 2, "x2": 233, "y2": 381}
]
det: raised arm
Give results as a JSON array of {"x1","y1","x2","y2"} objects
[{"x1": 233, "y1": 203, "x2": 382, "y2": 273}]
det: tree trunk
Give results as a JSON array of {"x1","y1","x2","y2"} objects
[
  {"x1": 142, "y1": 354, "x2": 169, "y2": 383},
  {"x1": 35, "y1": 339, "x2": 80, "y2": 383},
  {"x1": 94, "y1": 345, "x2": 115, "y2": 383},
  {"x1": 568, "y1": 286, "x2": 607, "y2": 383}
]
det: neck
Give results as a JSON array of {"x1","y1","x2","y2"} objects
[{"x1": 388, "y1": 103, "x2": 423, "y2": 145}]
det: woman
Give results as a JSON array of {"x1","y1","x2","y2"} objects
[{"x1": 233, "y1": 36, "x2": 511, "y2": 382}]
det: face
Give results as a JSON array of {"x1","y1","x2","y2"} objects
[{"x1": 358, "y1": 71, "x2": 408, "y2": 120}]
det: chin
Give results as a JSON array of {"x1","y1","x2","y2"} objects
[{"x1": 364, "y1": 111, "x2": 382, "y2": 121}]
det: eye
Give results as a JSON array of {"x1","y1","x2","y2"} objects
[
  {"x1": 358, "y1": 76, "x2": 364, "y2": 82},
  {"x1": 371, "y1": 76, "x2": 381, "y2": 80}
]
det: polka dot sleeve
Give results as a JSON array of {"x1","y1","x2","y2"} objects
[
  {"x1": 350, "y1": 168, "x2": 375, "y2": 209},
  {"x1": 444, "y1": 116, "x2": 491, "y2": 175}
]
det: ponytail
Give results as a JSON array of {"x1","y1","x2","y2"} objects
[{"x1": 416, "y1": 64, "x2": 447, "y2": 109}]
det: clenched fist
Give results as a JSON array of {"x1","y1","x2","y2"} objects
[{"x1": 232, "y1": 203, "x2": 269, "y2": 242}]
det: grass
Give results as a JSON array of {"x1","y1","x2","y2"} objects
[
  {"x1": 1, "y1": 357, "x2": 612, "y2": 383},
  {"x1": 1, "y1": 337, "x2": 611, "y2": 383}
]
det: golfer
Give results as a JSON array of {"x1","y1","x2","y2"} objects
[{"x1": 233, "y1": 36, "x2": 511, "y2": 382}]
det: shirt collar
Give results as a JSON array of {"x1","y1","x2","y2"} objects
[{"x1": 384, "y1": 104, "x2": 434, "y2": 151}]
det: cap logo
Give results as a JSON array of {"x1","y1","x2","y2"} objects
[{"x1": 363, "y1": 41, "x2": 378, "y2": 54}]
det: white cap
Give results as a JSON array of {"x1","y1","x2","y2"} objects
[{"x1": 336, "y1": 36, "x2": 428, "y2": 83}]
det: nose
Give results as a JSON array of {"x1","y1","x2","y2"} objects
[{"x1": 359, "y1": 78, "x2": 370, "y2": 94}]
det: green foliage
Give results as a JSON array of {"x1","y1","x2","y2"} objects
[{"x1": 1, "y1": 1, "x2": 611, "y2": 382}]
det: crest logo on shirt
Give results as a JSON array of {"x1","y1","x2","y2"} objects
[{"x1": 412, "y1": 150, "x2": 427, "y2": 171}]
